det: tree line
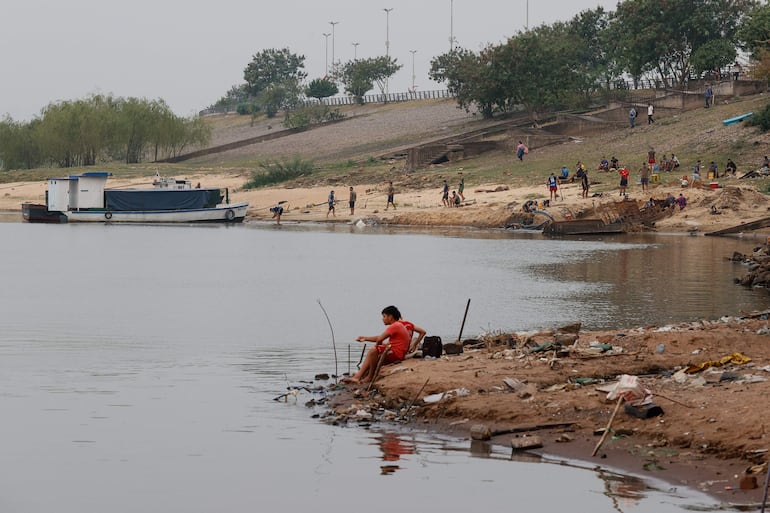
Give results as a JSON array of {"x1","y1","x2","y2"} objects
[
  {"x1": 215, "y1": 0, "x2": 770, "y2": 123},
  {"x1": 430, "y1": 0, "x2": 769, "y2": 120},
  {"x1": 0, "y1": 95, "x2": 210, "y2": 170}
]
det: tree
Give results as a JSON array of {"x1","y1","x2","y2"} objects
[
  {"x1": 737, "y1": 3, "x2": 770, "y2": 60},
  {"x1": 243, "y1": 48, "x2": 307, "y2": 98},
  {"x1": 609, "y1": 0, "x2": 755, "y2": 87},
  {"x1": 430, "y1": 48, "x2": 497, "y2": 117},
  {"x1": 691, "y1": 39, "x2": 738, "y2": 75},
  {"x1": 306, "y1": 78, "x2": 338, "y2": 100},
  {"x1": 336, "y1": 56, "x2": 402, "y2": 103}
]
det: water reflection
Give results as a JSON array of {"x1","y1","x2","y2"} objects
[{"x1": 371, "y1": 432, "x2": 417, "y2": 475}]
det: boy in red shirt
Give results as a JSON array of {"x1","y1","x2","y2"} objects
[{"x1": 344, "y1": 306, "x2": 410, "y2": 384}]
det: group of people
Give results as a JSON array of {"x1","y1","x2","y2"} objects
[
  {"x1": 343, "y1": 305, "x2": 427, "y2": 384},
  {"x1": 442, "y1": 175, "x2": 465, "y2": 207}
]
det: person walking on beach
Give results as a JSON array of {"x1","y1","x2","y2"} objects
[
  {"x1": 442, "y1": 180, "x2": 450, "y2": 206},
  {"x1": 647, "y1": 104, "x2": 654, "y2": 124},
  {"x1": 547, "y1": 173, "x2": 558, "y2": 201},
  {"x1": 458, "y1": 174, "x2": 465, "y2": 202},
  {"x1": 326, "y1": 190, "x2": 336, "y2": 218},
  {"x1": 629, "y1": 106, "x2": 637, "y2": 128},
  {"x1": 342, "y1": 305, "x2": 410, "y2": 384},
  {"x1": 385, "y1": 181, "x2": 396, "y2": 211},
  {"x1": 348, "y1": 186, "x2": 357, "y2": 215},
  {"x1": 705, "y1": 85, "x2": 713, "y2": 108}
]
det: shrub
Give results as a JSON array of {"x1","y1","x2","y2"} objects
[
  {"x1": 746, "y1": 102, "x2": 770, "y2": 132},
  {"x1": 243, "y1": 157, "x2": 314, "y2": 188}
]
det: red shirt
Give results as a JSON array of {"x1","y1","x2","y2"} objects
[{"x1": 384, "y1": 322, "x2": 410, "y2": 360}]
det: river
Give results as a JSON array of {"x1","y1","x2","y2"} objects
[{"x1": 1, "y1": 220, "x2": 766, "y2": 512}]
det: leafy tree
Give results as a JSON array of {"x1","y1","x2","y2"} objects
[
  {"x1": 336, "y1": 56, "x2": 402, "y2": 103},
  {"x1": 691, "y1": 39, "x2": 738, "y2": 75},
  {"x1": 214, "y1": 84, "x2": 250, "y2": 110},
  {"x1": 0, "y1": 117, "x2": 43, "y2": 170},
  {"x1": 430, "y1": 48, "x2": 497, "y2": 117},
  {"x1": 609, "y1": 0, "x2": 755, "y2": 87},
  {"x1": 567, "y1": 8, "x2": 620, "y2": 94},
  {"x1": 737, "y1": 3, "x2": 770, "y2": 60},
  {"x1": 306, "y1": 78, "x2": 339, "y2": 100},
  {"x1": 243, "y1": 48, "x2": 307, "y2": 98}
]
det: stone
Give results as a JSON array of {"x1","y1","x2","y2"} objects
[
  {"x1": 443, "y1": 342, "x2": 464, "y2": 355},
  {"x1": 510, "y1": 435, "x2": 543, "y2": 451},
  {"x1": 470, "y1": 424, "x2": 492, "y2": 441}
]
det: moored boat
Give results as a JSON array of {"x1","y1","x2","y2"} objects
[{"x1": 26, "y1": 172, "x2": 248, "y2": 224}]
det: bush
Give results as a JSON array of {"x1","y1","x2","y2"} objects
[
  {"x1": 746, "y1": 102, "x2": 770, "y2": 132},
  {"x1": 243, "y1": 157, "x2": 314, "y2": 188},
  {"x1": 282, "y1": 105, "x2": 345, "y2": 129},
  {"x1": 236, "y1": 102, "x2": 260, "y2": 116}
]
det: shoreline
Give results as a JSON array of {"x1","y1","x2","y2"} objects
[
  {"x1": 325, "y1": 314, "x2": 770, "y2": 507},
  {"x1": 3, "y1": 173, "x2": 770, "y2": 234}
]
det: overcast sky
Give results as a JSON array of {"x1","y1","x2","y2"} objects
[{"x1": 1, "y1": 0, "x2": 616, "y2": 121}]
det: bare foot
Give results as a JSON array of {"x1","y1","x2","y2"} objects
[{"x1": 341, "y1": 377, "x2": 360, "y2": 384}]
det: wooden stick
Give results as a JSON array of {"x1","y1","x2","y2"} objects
[
  {"x1": 457, "y1": 298, "x2": 471, "y2": 342},
  {"x1": 592, "y1": 397, "x2": 624, "y2": 457},
  {"x1": 655, "y1": 392, "x2": 695, "y2": 408},
  {"x1": 404, "y1": 378, "x2": 431, "y2": 413},
  {"x1": 366, "y1": 348, "x2": 390, "y2": 392}
]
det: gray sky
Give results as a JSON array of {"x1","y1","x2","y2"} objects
[{"x1": 1, "y1": 0, "x2": 615, "y2": 121}]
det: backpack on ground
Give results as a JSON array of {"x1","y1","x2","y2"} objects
[{"x1": 422, "y1": 336, "x2": 443, "y2": 358}]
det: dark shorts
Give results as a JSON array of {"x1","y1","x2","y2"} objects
[
  {"x1": 442, "y1": 192, "x2": 449, "y2": 199},
  {"x1": 581, "y1": 181, "x2": 589, "y2": 191},
  {"x1": 620, "y1": 178, "x2": 628, "y2": 186},
  {"x1": 387, "y1": 194, "x2": 394, "y2": 203},
  {"x1": 641, "y1": 178, "x2": 649, "y2": 185},
  {"x1": 328, "y1": 203, "x2": 334, "y2": 210},
  {"x1": 349, "y1": 201, "x2": 355, "y2": 208}
]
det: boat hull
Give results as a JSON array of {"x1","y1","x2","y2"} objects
[
  {"x1": 65, "y1": 202, "x2": 248, "y2": 223},
  {"x1": 21, "y1": 203, "x2": 68, "y2": 223}
]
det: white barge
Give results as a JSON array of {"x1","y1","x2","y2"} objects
[{"x1": 28, "y1": 172, "x2": 248, "y2": 223}]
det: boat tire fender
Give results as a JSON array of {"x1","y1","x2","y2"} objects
[
  {"x1": 105, "y1": 211, "x2": 113, "y2": 220},
  {"x1": 225, "y1": 209, "x2": 235, "y2": 221}
]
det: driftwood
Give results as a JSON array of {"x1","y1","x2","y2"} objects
[{"x1": 471, "y1": 421, "x2": 577, "y2": 441}]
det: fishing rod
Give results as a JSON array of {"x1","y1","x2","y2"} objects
[{"x1": 317, "y1": 299, "x2": 339, "y2": 382}]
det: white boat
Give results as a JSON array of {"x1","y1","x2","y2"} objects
[{"x1": 39, "y1": 172, "x2": 248, "y2": 223}]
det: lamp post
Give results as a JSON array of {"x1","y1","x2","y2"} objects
[
  {"x1": 329, "y1": 21, "x2": 339, "y2": 67},
  {"x1": 383, "y1": 7, "x2": 393, "y2": 96},
  {"x1": 383, "y1": 8, "x2": 393, "y2": 57},
  {"x1": 410, "y1": 49, "x2": 417, "y2": 92},
  {"x1": 352, "y1": 42, "x2": 359, "y2": 60},
  {"x1": 449, "y1": 0, "x2": 454, "y2": 51},
  {"x1": 323, "y1": 32, "x2": 331, "y2": 76}
]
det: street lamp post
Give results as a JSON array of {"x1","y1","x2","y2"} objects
[
  {"x1": 329, "y1": 21, "x2": 339, "y2": 67},
  {"x1": 410, "y1": 49, "x2": 417, "y2": 92},
  {"x1": 450, "y1": 0, "x2": 454, "y2": 51},
  {"x1": 323, "y1": 33, "x2": 331, "y2": 76},
  {"x1": 352, "y1": 42, "x2": 359, "y2": 60},
  {"x1": 383, "y1": 7, "x2": 393, "y2": 96}
]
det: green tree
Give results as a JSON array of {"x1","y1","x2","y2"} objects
[
  {"x1": 305, "y1": 78, "x2": 339, "y2": 100},
  {"x1": 690, "y1": 39, "x2": 738, "y2": 75},
  {"x1": 610, "y1": 0, "x2": 755, "y2": 87},
  {"x1": 336, "y1": 56, "x2": 402, "y2": 103},
  {"x1": 430, "y1": 48, "x2": 497, "y2": 117},
  {"x1": 737, "y1": 3, "x2": 770, "y2": 60},
  {"x1": 243, "y1": 48, "x2": 307, "y2": 98}
]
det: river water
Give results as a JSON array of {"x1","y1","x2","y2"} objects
[{"x1": 1, "y1": 220, "x2": 767, "y2": 513}]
